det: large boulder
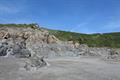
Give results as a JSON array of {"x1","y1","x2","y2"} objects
[
  {"x1": 0, "y1": 42, "x2": 9, "y2": 56},
  {"x1": 47, "y1": 35, "x2": 59, "y2": 43},
  {"x1": 0, "y1": 31, "x2": 31, "y2": 58},
  {"x1": 24, "y1": 55, "x2": 48, "y2": 71}
]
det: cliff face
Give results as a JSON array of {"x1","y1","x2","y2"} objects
[
  {"x1": 0, "y1": 27, "x2": 32, "y2": 57},
  {"x1": 0, "y1": 26, "x2": 59, "y2": 57},
  {"x1": 0, "y1": 26, "x2": 120, "y2": 61}
]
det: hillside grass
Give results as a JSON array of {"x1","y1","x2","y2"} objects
[
  {"x1": 0, "y1": 23, "x2": 39, "y2": 29},
  {"x1": 49, "y1": 29, "x2": 120, "y2": 48}
]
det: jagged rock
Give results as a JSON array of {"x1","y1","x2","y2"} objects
[
  {"x1": 23, "y1": 32, "x2": 31, "y2": 39},
  {"x1": 11, "y1": 40, "x2": 31, "y2": 58},
  {"x1": 0, "y1": 28, "x2": 32, "y2": 58},
  {"x1": 24, "y1": 55, "x2": 47, "y2": 71},
  {"x1": 0, "y1": 26, "x2": 120, "y2": 62},
  {"x1": 68, "y1": 41, "x2": 74, "y2": 44},
  {"x1": 74, "y1": 42, "x2": 80, "y2": 48},
  {"x1": 106, "y1": 49, "x2": 120, "y2": 60},
  {"x1": 0, "y1": 32, "x2": 5, "y2": 39},
  {"x1": 0, "y1": 42, "x2": 9, "y2": 56},
  {"x1": 47, "y1": 35, "x2": 59, "y2": 43},
  {"x1": 0, "y1": 39, "x2": 31, "y2": 58},
  {"x1": 3, "y1": 32, "x2": 10, "y2": 39}
]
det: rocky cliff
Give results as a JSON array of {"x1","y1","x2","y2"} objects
[{"x1": 0, "y1": 26, "x2": 120, "y2": 61}]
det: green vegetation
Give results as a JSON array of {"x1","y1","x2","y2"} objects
[
  {"x1": 49, "y1": 29, "x2": 120, "y2": 48},
  {"x1": 0, "y1": 23, "x2": 39, "y2": 29}
]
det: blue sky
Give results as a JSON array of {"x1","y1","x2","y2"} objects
[{"x1": 0, "y1": 0, "x2": 120, "y2": 33}]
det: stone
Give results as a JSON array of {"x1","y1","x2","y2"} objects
[
  {"x1": 3, "y1": 33, "x2": 10, "y2": 39},
  {"x1": 0, "y1": 41, "x2": 9, "y2": 56},
  {"x1": 12, "y1": 42, "x2": 31, "y2": 58},
  {"x1": 0, "y1": 32, "x2": 5, "y2": 39},
  {"x1": 24, "y1": 55, "x2": 48, "y2": 71},
  {"x1": 47, "y1": 35, "x2": 59, "y2": 43},
  {"x1": 74, "y1": 42, "x2": 80, "y2": 48}
]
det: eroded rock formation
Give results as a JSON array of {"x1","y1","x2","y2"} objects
[
  {"x1": 0, "y1": 26, "x2": 119, "y2": 62},
  {"x1": 24, "y1": 55, "x2": 47, "y2": 71},
  {"x1": 0, "y1": 31, "x2": 31, "y2": 58}
]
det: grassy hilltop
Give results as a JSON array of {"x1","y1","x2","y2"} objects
[
  {"x1": 0, "y1": 23, "x2": 39, "y2": 29},
  {"x1": 0, "y1": 24, "x2": 120, "y2": 48},
  {"x1": 49, "y1": 29, "x2": 120, "y2": 48}
]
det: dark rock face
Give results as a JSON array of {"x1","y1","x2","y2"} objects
[
  {"x1": 0, "y1": 32, "x2": 31, "y2": 58},
  {"x1": 0, "y1": 42, "x2": 9, "y2": 56},
  {"x1": 0, "y1": 42, "x2": 31, "y2": 58},
  {"x1": 12, "y1": 44, "x2": 31, "y2": 58},
  {"x1": 0, "y1": 27, "x2": 49, "y2": 70},
  {"x1": 12, "y1": 41, "x2": 31, "y2": 58},
  {"x1": 24, "y1": 55, "x2": 47, "y2": 71}
]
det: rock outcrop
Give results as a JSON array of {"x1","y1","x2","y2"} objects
[
  {"x1": 24, "y1": 55, "x2": 47, "y2": 71},
  {"x1": 0, "y1": 26, "x2": 120, "y2": 62},
  {"x1": 0, "y1": 29, "x2": 31, "y2": 58}
]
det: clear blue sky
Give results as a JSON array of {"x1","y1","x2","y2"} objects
[{"x1": 0, "y1": 0, "x2": 120, "y2": 33}]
